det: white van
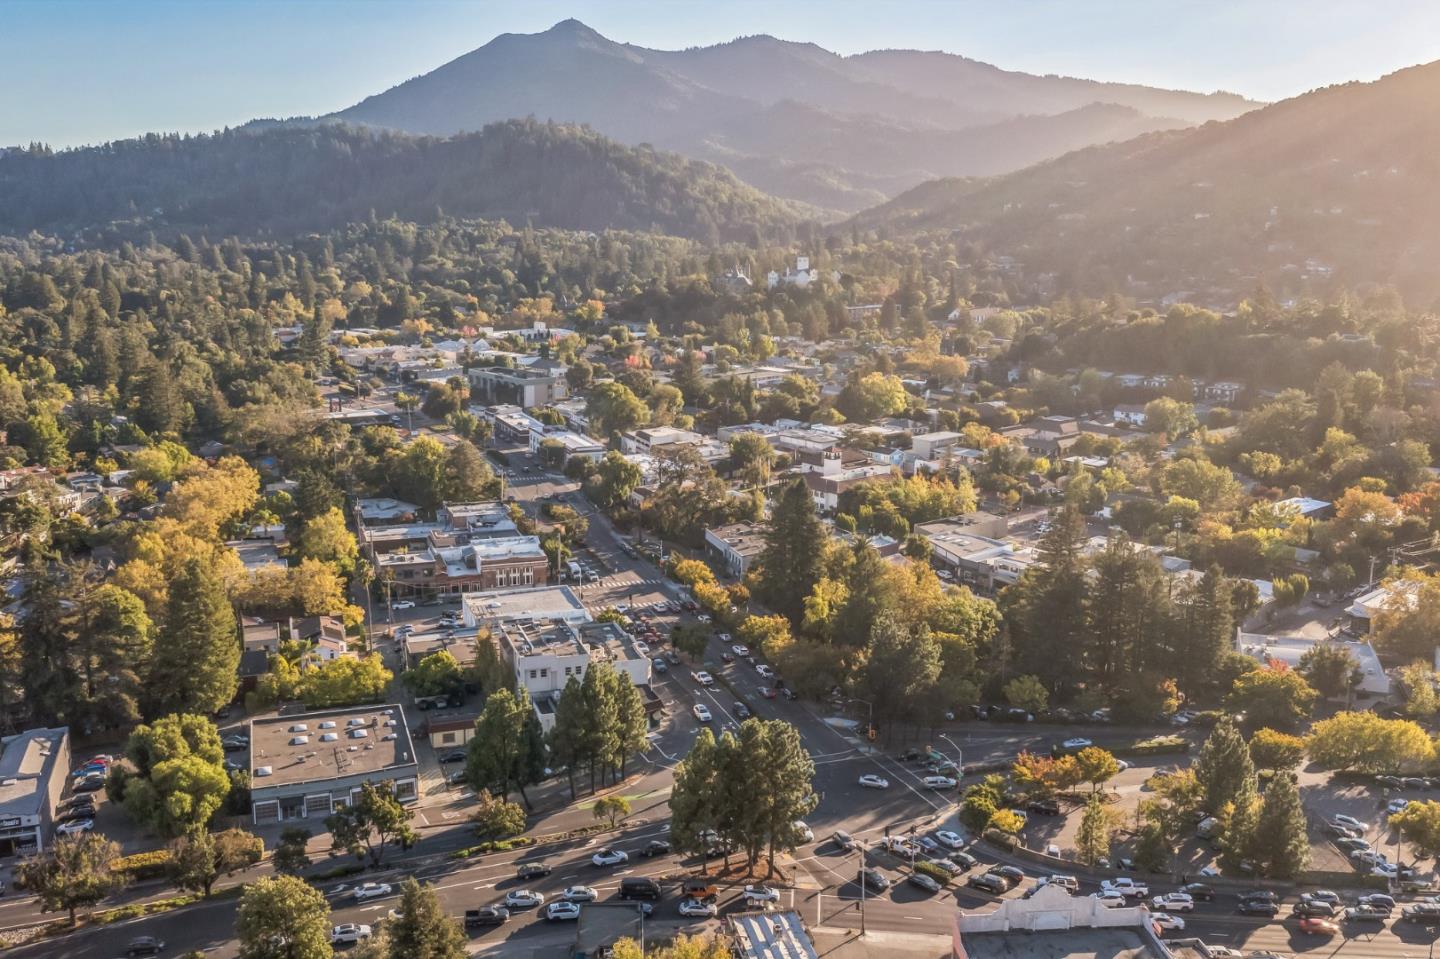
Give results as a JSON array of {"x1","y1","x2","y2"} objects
[{"x1": 566, "y1": 560, "x2": 583, "y2": 582}]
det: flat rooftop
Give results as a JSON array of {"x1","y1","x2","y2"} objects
[
  {"x1": 730, "y1": 910, "x2": 819, "y2": 959},
  {"x1": 0, "y1": 727, "x2": 67, "y2": 819},
  {"x1": 462, "y1": 585, "x2": 588, "y2": 625},
  {"x1": 249, "y1": 705, "x2": 416, "y2": 791},
  {"x1": 708, "y1": 522, "x2": 768, "y2": 557},
  {"x1": 961, "y1": 928, "x2": 1160, "y2": 959}
]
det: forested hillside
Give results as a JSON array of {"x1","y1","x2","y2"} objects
[
  {"x1": 851, "y1": 60, "x2": 1440, "y2": 302},
  {"x1": 0, "y1": 119, "x2": 811, "y2": 243}
]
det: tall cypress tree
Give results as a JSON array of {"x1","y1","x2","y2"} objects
[
  {"x1": 1193, "y1": 717, "x2": 1256, "y2": 817},
  {"x1": 1177, "y1": 565, "x2": 1233, "y2": 690},
  {"x1": 548, "y1": 677, "x2": 589, "y2": 800},
  {"x1": 756, "y1": 479, "x2": 826, "y2": 625},
  {"x1": 1247, "y1": 772, "x2": 1309, "y2": 878},
  {"x1": 387, "y1": 877, "x2": 466, "y2": 959},
  {"x1": 148, "y1": 557, "x2": 238, "y2": 716},
  {"x1": 670, "y1": 727, "x2": 722, "y2": 874}
]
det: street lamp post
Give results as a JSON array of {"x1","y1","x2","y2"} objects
[{"x1": 938, "y1": 733, "x2": 964, "y2": 779}]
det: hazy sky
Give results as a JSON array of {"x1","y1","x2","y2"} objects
[{"x1": 8, "y1": 0, "x2": 1440, "y2": 147}]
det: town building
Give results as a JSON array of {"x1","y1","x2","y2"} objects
[
  {"x1": 460, "y1": 584, "x2": 590, "y2": 630},
  {"x1": 704, "y1": 522, "x2": 768, "y2": 577},
  {"x1": 1234, "y1": 630, "x2": 1390, "y2": 698},
  {"x1": 468, "y1": 365, "x2": 569, "y2": 409},
  {"x1": 376, "y1": 535, "x2": 549, "y2": 598},
  {"x1": 248, "y1": 705, "x2": 419, "y2": 825},
  {"x1": 0, "y1": 726, "x2": 70, "y2": 858},
  {"x1": 955, "y1": 884, "x2": 1173, "y2": 959},
  {"x1": 496, "y1": 619, "x2": 654, "y2": 731}
]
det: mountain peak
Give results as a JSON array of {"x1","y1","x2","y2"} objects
[{"x1": 544, "y1": 18, "x2": 603, "y2": 39}]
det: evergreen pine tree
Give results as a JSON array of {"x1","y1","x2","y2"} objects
[
  {"x1": 386, "y1": 877, "x2": 466, "y2": 959},
  {"x1": 1248, "y1": 772, "x2": 1310, "y2": 878},
  {"x1": 149, "y1": 557, "x2": 239, "y2": 716},
  {"x1": 1193, "y1": 717, "x2": 1256, "y2": 816},
  {"x1": 670, "y1": 728, "x2": 722, "y2": 874},
  {"x1": 755, "y1": 479, "x2": 825, "y2": 625}
]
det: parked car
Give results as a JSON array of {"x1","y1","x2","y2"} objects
[
  {"x1": 55, "y1": 819, "x2": 94, "y2": 835},
  {"x1": 1238, "y1": 899, "x2": 1279, "y2": 916},
  {"x1": 692, "y1": 704, "x2": 712, "y2": 723},
  {"x1": 1345, "y1": 904, "x2": 1390, "y2": 922},
  {"x1": 1151, "y1": 893, "x2": 1194, "y2": 913},
  {"x1": 545, "y1": 901, "x2": 582, "y2": 922},
  {"x1": 934, "y1": 830, "x2": 964, "y2": 849},
  {"x1": 1100, "y1": 878, "x2": 1148, "y2": 898},
  {"x1": 908, "y1": 872, "x2": 942, "y2": 894},
  {"x1": 1403, "y1": 902, "x2": 1440, "y2": 922},
  {"x1": 464, "y1": 906, "x2": 509, "y2": 928},
  {"x1": 1358, "y1": 894, "x2": 1396, "y2": 912},
  {"x1": 353, "y1": 883, "x2": 393, "y2": 902},
  {"x1": 1026, "y1": 799, "x2": 1061, "y2": 816},
  {"x1": 504, "y1": 890, "x2": 545, "y2": 909},
  {"x1": 1332, "y1": 814, "x2": 1370, "y2": 832},
  {"x1": 991, "y1": 865, "x2": 1025, "y2": 888},
  {"x1": 331, "y1": 924, "x2": 372, "y2": 945},
  {"x1": 72, "y1": 775, "x2": 106, "y2": 793},
  {"x1": 858, "y1": 868, "x2": 891, "y2": 892},
  {"x1": 968, "y1": 874, "x2": 1007, "y2": 895},
  {"x1": 831, "y1": 830, "x2": 856, "y2": 851},
  {"x1": 743, "y1": 885, "x2": 780, "y2": 904},
  {"x1": 678, "y1": 898, "x2": 718, "y2": 918}
]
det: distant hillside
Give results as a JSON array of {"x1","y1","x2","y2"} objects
[
  {"x1": 0, "y1": 120, "x2": 810, "y2": 242},
  {"x1": 329, "y1": 20, "x2": 1260, "y2": 211},
  {"x1": 852, "y1": 62, "x2": 1440, "y2": 303}
]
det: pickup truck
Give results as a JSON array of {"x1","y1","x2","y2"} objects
[{"x1": 1100, "y1": 878, "x2": 1149, "y2": 898}]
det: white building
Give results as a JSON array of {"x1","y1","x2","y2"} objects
[
  {"x1": 0, "y1": 727, "x2": 70, "y2": 858},
  {"x1": 497, "y1": 620, "x2": 653, "y2": 731}
]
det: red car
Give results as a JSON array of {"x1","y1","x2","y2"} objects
[
  {"x1": 1298, "y1": 917, "x2": 1339, "y2": 937},
  {"x1": 760, "y1": 688, "x2": 777, "y2": 699}
]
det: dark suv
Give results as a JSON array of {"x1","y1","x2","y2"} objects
[
  {"x1": 516, "y1": 862, "x2": 552, "y2": 880},
  {"x1": 124, "y1": 938, "x2": 166, "y2": 957},
  {"x1": 857, "y1": 868, "x2": 890, "y2": 892},
  {"x1": 968, "y1": 873, "x2": 1007, "y2": 894}
]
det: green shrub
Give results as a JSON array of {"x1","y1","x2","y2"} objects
[
  {"x1": 1121, "y1": 735, "x2": 1189, "y2": 756},
  {"x1": 112, "y1": 849, "x2": 173, "y2": 881}
]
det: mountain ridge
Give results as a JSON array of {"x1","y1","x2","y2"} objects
[{"x1": 327, "y1": 19, "x2": 1262, "y2": 210}]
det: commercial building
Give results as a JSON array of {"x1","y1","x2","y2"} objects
[
  {"x1": 375, "y1": 535, "x2": 550, "y2": 598},
  {"x1": 460, "y1": 584, "x2": 589, "y2": 630},
  {"x1": 0, "y1": 727, "x2": 70, "y2": 858},
  {"x1": 704, "y1": 522, "x2": 768, "y2": 577},
  {"x1": 955, "y1": 884, "x2": 1173, "y2": 959},
  {"x1": 468, "y1": 365, "x2": 568, "y2": 409},
  {"x1": 249, "y1": 705, "x2": 419, "y2": 825},
  {"x1": 497, "y1": 619, "x2": 652, "y2": 726}
]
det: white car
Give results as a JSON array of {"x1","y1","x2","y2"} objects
[
  {"x1": 55, "y1": 819, "x2": 94, "y2": 835},
  {"x1": 391, "y1": 600, "x2": 416, "y2": 610},
  {"x1": 934, "y1": 830, "x2": 965, "y2": 849},
  {"x1": 692, "y1": 671, "x2": 715, "y2": 687},
  {"x1": 743, "y1": 884, "x2": 781, "y2": 903},
  {"x1": 330, "y1": 923, "x2": 372, "y2": 945},
  {"x1": 1373, "y1": 862, "x2": 1400, "y2": 879},
  {"x1": 693, "y1": 704, "x2": 712, "y2": 723},
  {"x1": 1388, "y1": 798, "x2": 1414, "y2": 815},
  {"x1": 505, "y1": 890, "x2": 545, "y2": 909},
  {"x1": 1093, "y1": 892, "x2": 1127, "y2": 908},
  {"x1": 1100, "y1": 878, "x2": 1148, "y2": 898},
  {"x1": 562, "y1": 885, "x2": 598, "y2": 902},
  {"x1": 858, "y1": 774, "x2": 890, "y2": 789},
  {"x1": 678, "y1": 898, "x2": 718, "y2": 918},
  {"x1": 923, "y1": 775, "x2": 958, "y2": 790},
  {"x1": 353, "y1": 882, "x2": 393, "y2": 902},
  {"x1": 1061, "y1": 738, "x2": 1093, "y2": 750},
  {"x1": 1151, "y1": 913, "x2": 1186, "y2": 932},
  {"x1": 732, "y1": 644, "x2": 750, "y2": 657},
  {"x1": 794, "y1": 821, "x2": 814, "y2": 842},
  {"x1": 1333, "y1": 814, "x2": 1370, "y2": 832},
  {"x1": 756, "y1": 664, "x2": 774, "y2": 679},
  {"x1": 546, "y1": 901, "x2": 582, "y2": 922},
  {"x1": 592, "y1": 847, "x2": 629, "y2": 867},
  {"x1": 1151, "y1": 893, "x2": 1195, "y2": 913},
  {"x1": 718, "y1": 633, "x2": 732, "y2": 643}
]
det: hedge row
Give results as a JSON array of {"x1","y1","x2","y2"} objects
[
  {"x1": 1118, "y1": 735, "x2": 1189, "y2": 756},
  {"x1": 914, "y1": 861, "x2": 954, "y2": 885},
  {"x1": 112, "y1": 849, "x2": 172, "y2": 881}
]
